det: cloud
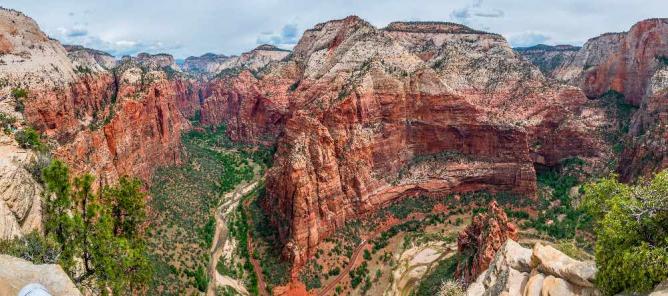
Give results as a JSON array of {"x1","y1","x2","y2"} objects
[
  {"x1": 256, "y1": 23, "x2": 299, "y2": 47},
  {"x1": 66, "y1": 28, "x2": 87, "y2": 37},
  {"x1": 508, "y1": 31, "x2": 551, "y2": 47},
  {"x1": 451, "y1": 0, "x2": 504, "y2": 26}
]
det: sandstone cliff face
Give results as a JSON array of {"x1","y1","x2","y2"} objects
[
  {"x1": 0, "y1": 7, "x2": 201, "y2": 188},
  {"x1": 520, "y1": 19, "x2": 668, "y2": 181},
  {"x1": 515, "y1": 44, "x2": 581, "y2": 79},
  {"x1": 183, "y1": 44, "x2": 290, "y2": 77},
  {"x1": 455, "y1": 201, "x2": 518, "y2": 285},
  {"x1": 0, "y1": 134, "x2": 42, "y2": 240},
  {"x1": 256, "y1": 17, "x2": 604, "y2": 268},
  {"x1": 620, "y1": 64, "x2": 668, "y2": 180}
]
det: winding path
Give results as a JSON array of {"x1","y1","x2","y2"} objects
[{"x1": 317, "y1": 212, "x2": 434, "y2": 296}]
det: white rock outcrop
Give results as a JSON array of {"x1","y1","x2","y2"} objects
[
  {"x1": 0, "y1": 255, "x2": 81, "y2": 296},
  {"x1": 466, "y1": 240, "x2": 600, "y2": 296}
]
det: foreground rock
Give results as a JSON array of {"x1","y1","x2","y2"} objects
[
  {"x1": 0, "y1": 134, "x2": 42, "y2": 239},
  {"x1": 465, "y1": 240, "x2": 600, "y2": 296},
  {"x1": 0, "y1": 255, "x2": 81, "y2": 296}
]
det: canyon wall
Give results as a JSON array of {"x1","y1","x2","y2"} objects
[
  {"x1": 519, "y1": 18, "x2": 668, "y2": 181},
  {"x1": 255, "y1": 17, "x2": 606, "y2": 268}
]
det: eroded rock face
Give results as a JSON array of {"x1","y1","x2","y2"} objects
[
  {"x1": 0, "y1": 134, "x2": 42, "y2": 239},
  {"x1": 0, "y1": 7, "x2": 202, "y2": 187},
  {"x1": 455, "y1": 201, "x2": 519, "y2": 285},
  {"x1": 259, "y1": 17, "x2": 603, "y2": 269},
  {"x1": 183, "y1": 44, "x2": 290, "y2": 77},
  {"x1": 0, "y1": 255, "x2": 81, "y2": 296},
  {"x1": 465, "y1": 240, "x2": 600, "y2": 296},
  {"x1": 515, "y1": 45, "x2": 581, "y2": 79}
]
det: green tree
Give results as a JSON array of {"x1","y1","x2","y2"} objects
[
  {"x1": 582, "y1": 171, "x2": 668, "y2": 295},
  {"x1": 40, "y1": 160, "x2": 152, "y2": 294}
]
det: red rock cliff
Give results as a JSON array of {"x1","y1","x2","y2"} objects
[{"x1": 255, "y1": 17, "x2": 604, "y2": 269}]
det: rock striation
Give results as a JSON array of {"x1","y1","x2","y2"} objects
[
  {"x1": 0, "y1": 7, "x2": 204, "y2": 188},
  {"x1": 514, "y1": 44, "x2": 581, "y2": 78},
  {"x1": 465, "y1": 240, "x2": 600, "y2": 296},
  {"x1": 255, "y1": 17, "x2": 604, "y2": 268},
  {"x1": 183, "y1": 44, "x2": 290, "y2": 76},
  {"x1": 519, "y1": 19, "x2": 668, "y2": 181}
]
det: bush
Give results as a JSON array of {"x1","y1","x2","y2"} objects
[
  {"x1": 15, "y1": 127, "x2": 46, "y2": 152},
  {"x1": 0, "y1": 112, "x2": 17, "y2": 134},
  {"x1": 0, "y1": 231, "x2": 60, "y2": 264},
  {"x1": 582, "y1": 171, "x2": 668, "y2": 295},
  {"x1": 437, "y1": 280, "x2": 464, "y2": 296},
  {"x1": 11, "y1": 88, "x2": 27, "y2": 112}
]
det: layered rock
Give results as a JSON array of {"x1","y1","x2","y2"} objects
[
  {"x1": 64, "y1": 44, "x2": 118, "y2": 71},
  {"x1": 514, "y1": 44, "x2": 581, "y2": 78},
  {"x1": 0, "y1": 133, "x2": 42, "y2": 239},
  {"x1": 260, "y1": 17, "x2": 603, "y2": 268},
  {"x1": 0, "y1": 7, "x2": 201, "y2": 187},
  {"x1": 455, "y1": 201, "x2": 519, "y2": 285},
  {"x1": 0, "y1": 255, "x2": 81, "y2": 296},
  {"x1": 620, "y1": 63, "x2": 668, "y2": 180},
  {"x1": 183, "y1": 44, "x2": 290, "y2": 77}
]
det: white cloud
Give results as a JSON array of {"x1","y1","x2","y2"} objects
[{"x1": 2, "y1": 0, "x2": 667, "y2": 58}]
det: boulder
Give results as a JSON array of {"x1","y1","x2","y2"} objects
[
  {"x1": 0, "y1": 255, "x2": 81, "y2": 296},
  {"x1": 531, "y1": 243, "x2": 596, "y2": 287}
]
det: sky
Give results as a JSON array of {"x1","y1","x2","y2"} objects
[{"x1": 2, "y1": 0, "x2": 667, "y2": 59}]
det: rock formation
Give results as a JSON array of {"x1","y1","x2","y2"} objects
[
  {"x1": 257, "y1": 17, "x2": 604, "y2": 268},
  {"x1": 520, "y1": 19, "x2": 668, "y2": 181},
  {"x1": 0, "y1": 133, "x2": 42, "y2": 239},
  {"x1": 0, "y1": 254, "x2": 81, "y2": 296},
  {"x1": 455, "y1": 200, "x2": 518, "y2": 285},
  {"x1": 465, "y1": 240, "x2": 600, "y2": 296},
  {"x1": 183, "y1": 44, "x2": 290, "y2": 76},
  {"x1": 514, "y1": 44, "x2": 580, "y2": 78},
  {"x1": 0, "y1": 7, "x2": 204, "y2": 186}
]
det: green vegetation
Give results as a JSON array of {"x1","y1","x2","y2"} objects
[
  {"x1": 74, "y1": 65, "x2": 93, "y2": 75},
  {"x1": 0, "y1": 112, "x2": 17, "y2": 134},
  {"x1": 657, "y1": 55, "x2": 668, "y2": 66},
  {"x1": 581, "y1": 170, "x2": 668, "y2": 295},
  {"x1": 0, "y1": 231, "x2": 60, "y2": 264},
  {"x1": 525, "y1": 158, "x2": 593, "y2": 241},
  {"x1": 250, "y1": 191, "x2": 291, "y2": 290},
  {"x1": 147, "y1": 125, "x2": 254, "y2": 294},
  {"x1": 600, "y1": 90, "x2": 637, "y2": 157},
  {"x1": 11, "y1": 87, "x2": 27, "y2": 112},
  {"x1": 299, "y1": 260, "x2": 323, "y2": 290},
  {"x1": 15, "y1": 127, "x2": 46, "y2": 152},
  {"x1": 414, "y1": 255, "x2": 460, "y2": 296},
  {"x1": 6, "y1": 159, "x2": 154, "y2": 294},
  {"x1": 349, "y1": 261, "x2": 369, "y2": 289},
  {"x1": 227, "y1": 192, "x2": 259, "y2": 295}
]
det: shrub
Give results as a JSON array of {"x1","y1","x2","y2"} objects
[
  {"x1": 0, "y1": 112, "x2": 17, "y2": 134},
  {"x1": 15, "y1": 127, "x2": 46, "y2": 152},
  {"x1": 437, "y1": 280, "x2": 464, "y2": 296},
  {"x1": 11, "y1": 87, "x2": 27, "y2": 112},
  {"x1": 0, "y1": 231, "x2": 60, "y2": 264},
  {"x1": 582, "y1": 171, "x2": 668, "y2": 295}
]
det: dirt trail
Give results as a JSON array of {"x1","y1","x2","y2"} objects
[
  {"x1": 317, "y1": 211, "x2": 438, "y2": 296},
  {"x1": 206, "y1": 168, "x2": 262, "y2": 296}
]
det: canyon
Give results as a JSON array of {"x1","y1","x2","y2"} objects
[{"x1": 1, "y1": 5, "x2": 668, "y2": 295}]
